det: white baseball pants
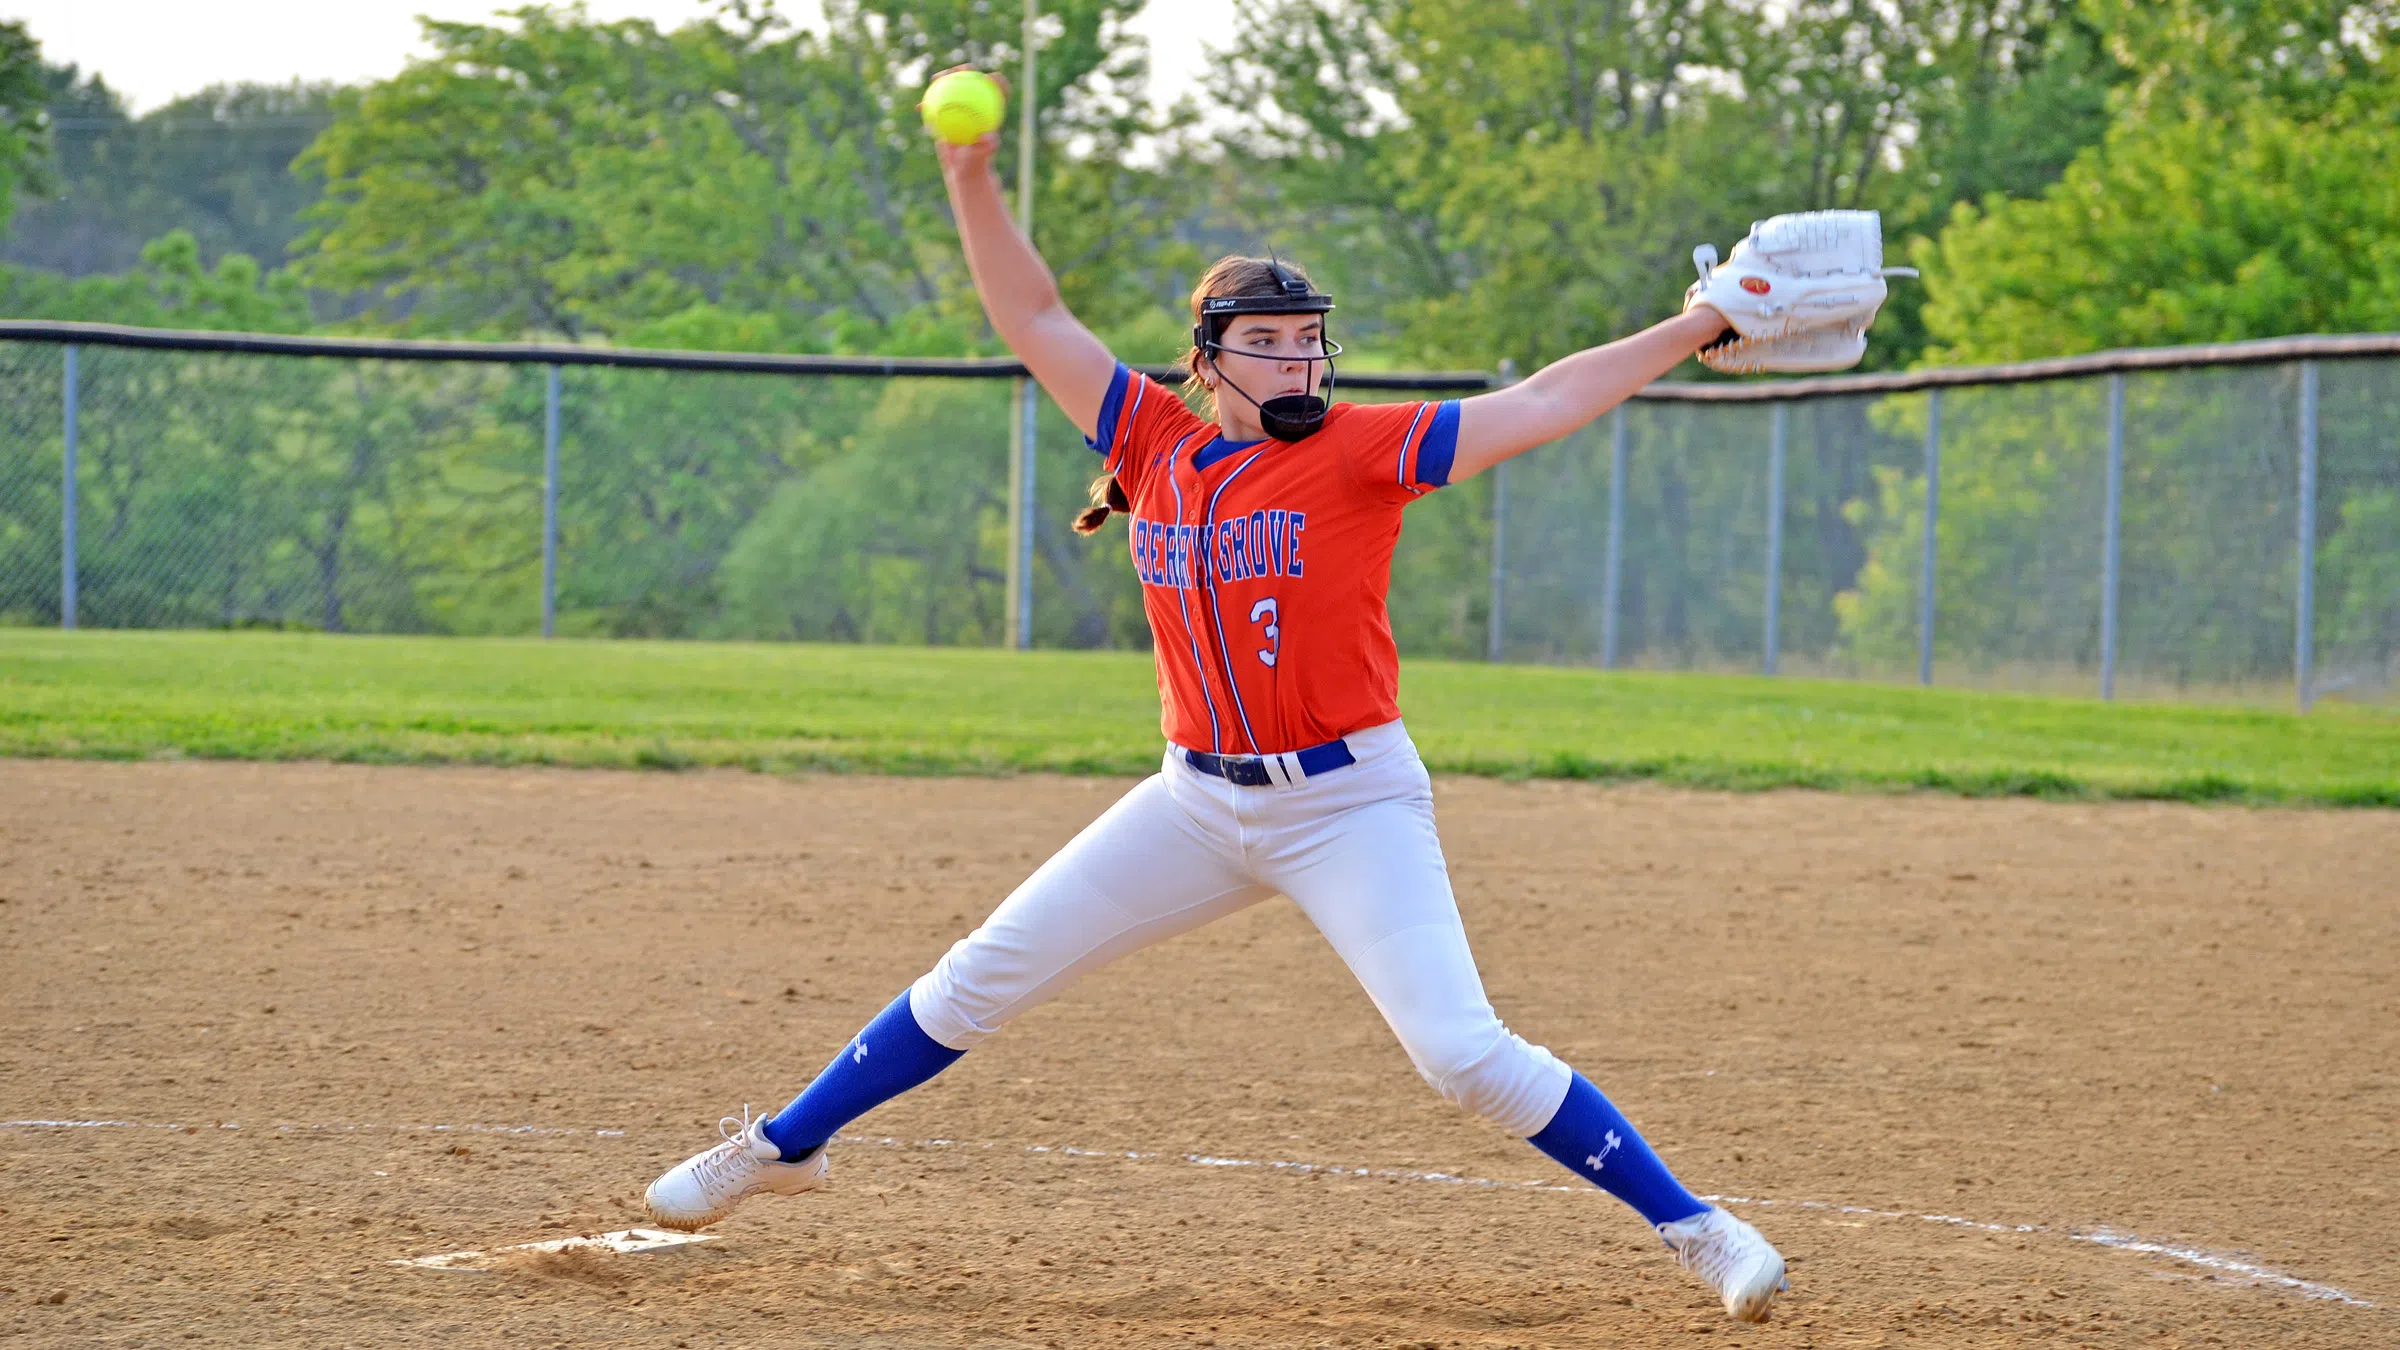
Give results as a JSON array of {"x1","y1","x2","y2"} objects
[{"x1": 910, "y1": 720, "x2": 1575, "y2": 1138}]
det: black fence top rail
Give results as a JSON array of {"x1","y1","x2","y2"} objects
[
  {"x1": 4, "y1": 319, "x2": 2396, "y2": 402},
  {"x1": 0, "y1": 320, "x2": 1490, "y2": 392},
  {"x1": 1636, "y1": 331, "x2": 2400, "y2": 402}
]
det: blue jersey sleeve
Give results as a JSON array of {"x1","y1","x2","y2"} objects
[
  {"x1": 1085, "y1": 363, "x2": 1135, "y2": 465},
  {"x1": 1083, "y1": 364, "x2": 1209, "y2": 498},
  {"x1": 1410, "y1": 401, "x2": 1461, "y2": 489}
]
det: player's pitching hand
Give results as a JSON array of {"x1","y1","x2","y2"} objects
[
  {"x1": 927, "y1": 65, "x2": 1007, "y2": 179},
  {"x1": 934, "y1": 131, "x2": 1001, "y2": 179}
]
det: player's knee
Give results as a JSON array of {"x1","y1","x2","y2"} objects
[
  {"x1": 906, "y1": 943, "x2": 996, "y2": 1050},
  {"x1": 1410, "y1": 1026, "x2": 1571, "y2": 1138}
]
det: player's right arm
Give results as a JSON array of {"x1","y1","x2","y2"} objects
[{"x1": 937, "y1": 133, "x2": 1116, "y2": 440}]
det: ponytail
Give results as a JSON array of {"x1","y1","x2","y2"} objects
[{"x1": 1072, "y1": 472, "x2": 1131, "y2": 534}]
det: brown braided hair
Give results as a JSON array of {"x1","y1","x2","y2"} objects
[{"x1": 1072, "y1": 254, "x2": 1322, "y2": 536}]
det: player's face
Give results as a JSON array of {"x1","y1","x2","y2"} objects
[{"x1": 1212, "y1": 314, "x2": 1327, "y2": 402}]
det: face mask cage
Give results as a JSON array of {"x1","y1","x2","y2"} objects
[{"x1": 1192, "y1": 261, "x2": 1341, "y2": 441}]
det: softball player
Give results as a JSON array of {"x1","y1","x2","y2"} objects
[{"x1": 646, "y1": 109, "x2": 1904, "y2": 1326}]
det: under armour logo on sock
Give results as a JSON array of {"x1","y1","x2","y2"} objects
[
  {"x1": 850, "y1": 1038, "x2": 869, "y2": 1065},
  {"x1": 1585, "y1": 1129, "x2": 1623, "y2": 1173}
]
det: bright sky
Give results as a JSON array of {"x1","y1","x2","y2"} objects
[{"x1": 4, "y1": 0, "x2": 1234, "y2": 113}]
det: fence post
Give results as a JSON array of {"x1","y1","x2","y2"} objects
[
  {"x1": 1918, "y1": 388, "x2": 1942, "y2": 686},
  {"x1": 1485, "y1": 359, "x2": 1516, "y2": 662},
  {"x1": 61, "y1": 344, "x2": 80, "y2": 630},
  {"x1": 1005, "y1": 383, "x2": 1025, "y2": 648},
  {"x1": 1763, "y1": 402, "x2": 1787, "y2": 676},
  {"x1": 542, "y1": 364, "x2": 561, "y2": 640},
  {"x1": 1013, "y1": 382, "x2": 1038, "y2": 649},
  {"x1": 1601, "y1": 406, "x2": 1627, "y2": 669},
  {"x1": 1486, "y1": 459, "x2": 1508, "y2": 661},
  {"x1": 2296, "y1": 360, "x2": 2319, "y2": 713},
  {"x1": 1007, "y1": 4, "x2": 1041, "y2": 654},
  {"x1": 2099, "y1": 373, "x2": 2125, "y2": 699}
]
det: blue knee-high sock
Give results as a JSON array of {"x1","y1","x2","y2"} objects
[
  {"x1": 760, "y1": 990, "x2": 964, "y2": 1161},
  {"x1": 1527, "y1": 1072, "x2": 1709, "y2": 1227}
]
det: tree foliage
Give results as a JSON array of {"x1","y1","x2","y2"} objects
[
  {"x1": 295, "y1": 0, "x2": 1198, "y2": 350},
  {"x1": 1919, "y1": 2, "x2": 2400, "y2": 362},
  {"x1": 0, "y1": 64, "x2": 337, "y2": 277},
  {"x1": 1212, "y1": 1, "x2": 2122, "y2": 370},
  {"x1": 1844, "y1": 4, "x2": 2400, "y2": 692},
  {"x1": 1918, "y1": 109, "x2": 2400, "y2": 363},
  {"x1": 0, "y1": 229, "x2": 309, "y2": 330},
  {"x1": 4, "y1": 0, "x2": 2397, "y2": 689},
  {"x1": 0, "y1": 21, "x2": 49, "y2": 239}
]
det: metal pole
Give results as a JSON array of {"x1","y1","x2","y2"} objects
[
  {"x1": 543, "y1": 364, "x2": 560, "y2": 640},
  {"x1": 1019, "y1": 0, "x2": 1038, "y2": 227},
  {"x1": 2296, "y1": 360, "x2": 2319, "y2": 713},
  {"x1": 2099, "y1": 374, "x2": 2124, "y2": 700},
  {"x1": 1016, "y1": 383, "x2": 1037, "y2": 649},
  {"x1": 1486, "y1": 358, "x2": 1517, "y2": 663},
  {"x1": 1918, "y1": 389, "x2": 1942, "y2": 686},
  {"x1": 1005, "y1": 392, "x2": 1026, "y2": 648},
  {"x1": 61, "y1": 344, "x2": 78, "y2": 630},
  {"x1": 1006, "y1": 0, "x2": 1041, "y2": 651},
  {"x1": 1487, "y1": 459, "x2": 1508, "y2": 661},
  {"x1": 1601, "y1": 407, "x2": 1627, "y2": 668},
  {"x1": 1763, "y1": 402, "x2": 1787, "y2": 676}
]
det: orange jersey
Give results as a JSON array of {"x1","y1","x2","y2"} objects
[{"x1": 1089, "y1": 364, "x2": 1461, "y2": 755}]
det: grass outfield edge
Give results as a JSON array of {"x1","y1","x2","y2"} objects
[
  {"x1": 4, "y1": 736, "x2": 2391, "y2": 808},
  {"x1": 8, "y1": 633, "x2": 2392, "y2": 808},
  {"x1": 1438, "y1": 751, "x2": 2397, "y2": 806}
]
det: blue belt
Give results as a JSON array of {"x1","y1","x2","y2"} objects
[{"x1": 1183, "y1": 737, "x2": 1356, "y2": 787}]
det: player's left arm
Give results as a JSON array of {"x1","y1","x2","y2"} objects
[{"x1": 1445, "y1": 308, "x2": 1729, "y2": 483}]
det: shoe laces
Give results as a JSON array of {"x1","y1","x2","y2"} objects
[
  {"x1": 685, "y1": 1106, "x2": 768, "y2": 1187},
  {"x1": 1670, "y1": 1213, "x2": 1753, "y2": 1288}
]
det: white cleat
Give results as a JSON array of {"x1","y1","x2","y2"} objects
[
  {"x1": 642, "y1": 1107, "x2": 829, "y2": 1232},
  {"x1": 1658, "y1": 1206, "x2": 1789, "y2": 1323}
]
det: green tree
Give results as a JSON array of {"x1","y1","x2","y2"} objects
[
  {"x1": 2083, "y1": 0, "x2": 2398, "y2": 118},
  {"x1": 2, "y1": 68, "x2": 339, "y2": 277},
  {"x1": 1918, "y1": 1, "x2": 2399, "y2": 362},
  {"x1": 1211, "y1": 1, "x2": 2120, "y2": 371},
  {"x1": 716, "y1": 379, "x2": 1009, "y2": 644},
  {"x1": 295, "y1": 1, "x2": 1197, "y2": 349},
  {"x1": 1831, "y1": 6, "x2": 2400, "y2": 691},
  {"x1": 0, "y1": 228, "x2": 310, "y2": 329},
  {"x1": 2321, "y1": 489, "x2": 2400, "y2": 673},
  {"x1": 0, "y1": 20, "x2": 49, "y2": 239},
  {"x1": 1916, "y1": 109, "x2": 2400, "y2": 363},
  {"x1": 1, "y1": 336, "x2": 535, "y2": 634}
]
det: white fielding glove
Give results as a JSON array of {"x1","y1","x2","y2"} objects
[{"x1": 1683, "y1": 210, "x2": 1916, "y2": 374}]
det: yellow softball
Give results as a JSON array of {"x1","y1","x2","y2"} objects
[{"x1": 921, "y1": 70, "x2": 1005, "y2": 146}]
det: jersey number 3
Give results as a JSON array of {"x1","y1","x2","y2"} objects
[{"x1": 1249, "y1": 597, "x2": 1280, "y2": 668}]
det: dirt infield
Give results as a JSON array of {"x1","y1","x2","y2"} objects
[{"x1": 2, "y1": 760, "x2": 2394, "y2": 1349}]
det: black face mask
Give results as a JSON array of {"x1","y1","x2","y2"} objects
[
  {"x1": 1259, "y1": 391, "x2": 1329, "y2": 441},
  {"x1": 1212, "y1": 370, "x2": 1336, "y2": 442},
  {"x1": 1192, "y1": 261, "x2": 1341, "y2": 443}
]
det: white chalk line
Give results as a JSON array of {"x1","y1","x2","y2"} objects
[
  {"x1": 0, "y1": 1118, "x2": 626, "y2": 1138},
  {"x1": 3, "y1": 1117, "x2": 2372, "y2": 1308},
  {"x1": 841, "y1": 1134, "x2": 2374, "y2": 1309}
]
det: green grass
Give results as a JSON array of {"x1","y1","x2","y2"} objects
[{"x1": 2, "y1": 629, "x2": 2394, "y2": 805}]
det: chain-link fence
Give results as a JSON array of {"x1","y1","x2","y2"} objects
[
  {"x1": 4, "y1": 323, "x2": 2394, "y2": 708},
  {"x1": 1488, "y1": 340, "x2": 2400, "y2": 708}
]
